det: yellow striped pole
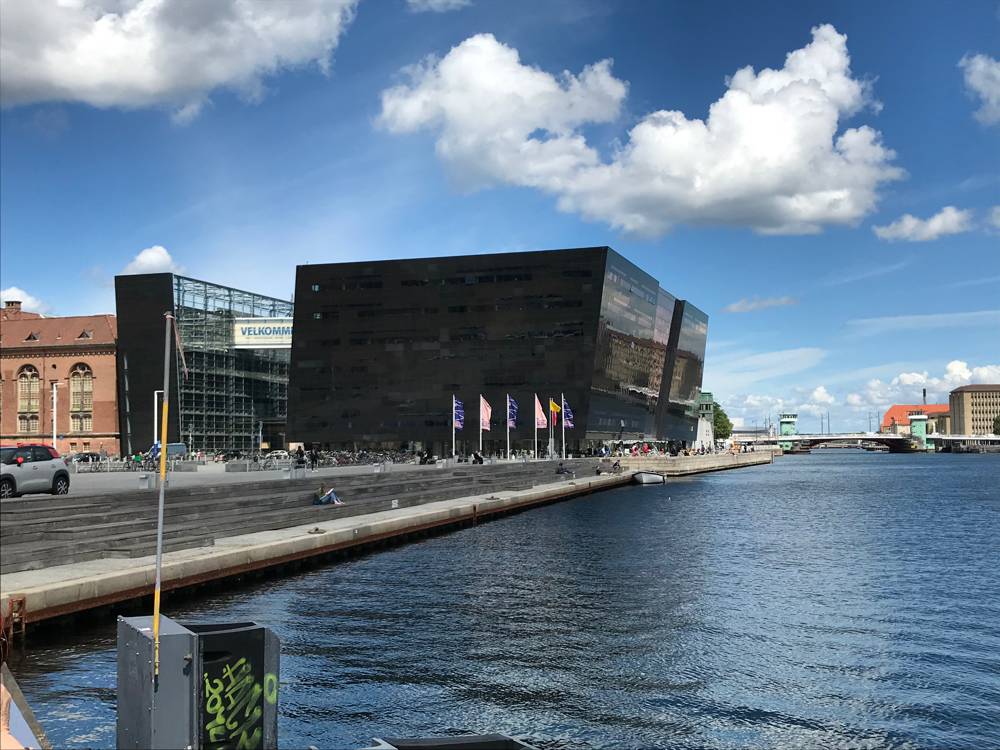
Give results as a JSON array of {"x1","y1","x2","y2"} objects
[{"x1": 151, "y1": 312, "x2": 172, "y2": 684}]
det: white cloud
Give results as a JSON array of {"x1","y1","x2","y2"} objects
[
  {"x1": 121, "y1": 245, "x2": 184, "y2": 274},
  {"x1": 872, "y1": 205, "x2": 973, "y2": 242},
  {"x1": 407, "y1": 0, "x2": 470, "y2": 11},
  {"x1": 847, "y1": 309, "x2": 1000, "y2": 336},
  {"x1": 990, "y1": 206, "x2": 1000, "y2": 230},
  {"x1": 810, "y1": 385, "x2": 836, "y2": 404},
  {"x1": 725, "y1": 359, "x2": 1000, "y2": 432},
  {"x1": 0, "y1": 286, "x2": 49, "y2": 314},
  {"x1": 723, "y1": 296, "x2": 797, "y2": 313},
  {"x1": 960, "y1": 53, "x2": 1000, "y2": 125},
  {"x1": 0, "y1": 0, "x2": 358, "y2": 121},
  {"x1": 847, "y1": 360, "x2": 1000, "y2": 411},
  {"x1": 379, "y1": 25, "x2": 902, "y2": 236},
  {"x1": 705, "y1": 346, "x2": 827, "y2": 398}
]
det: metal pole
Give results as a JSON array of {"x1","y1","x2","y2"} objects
[
  {"x1": 479, "y1": 394, "x2": 483, "y2": 454},
  {"x1": 506, "y1": 393, "x2": 510, "y2": 461},
  {"x1": 153, "y1": 389, "x2": 163, "y2": 447},
  {"x1": 561, "y1": 392, "x2": 566, "y2": 459},
  {"x1": 152, "y1": 312, "x2": 172, "y2": 687},
  {"x1": 533, "y1": 393, "x2": 538, "y2": 460},
  {"x1": 452, "y1": 395, "x2": 456, "y2": 460},
  {"x1": 51, "y1": 381, "x2": 58, "y2": 448}
]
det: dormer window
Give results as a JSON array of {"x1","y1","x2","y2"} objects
[
  {"x1": 24, "y1": 331, "x2": 39, "y2": 341},
  {"x1": 77, "y1": 330, "x2": 93, "y2": 339}
]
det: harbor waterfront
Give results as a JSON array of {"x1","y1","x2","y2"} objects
[{"x1": 6, "y1": 451, "x2": 999, "y2": 749}]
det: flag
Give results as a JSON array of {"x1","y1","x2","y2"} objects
[
  {"x1": 453, "y1": 397, "x2": 464, "y2": 430},
  {"x1": 480, "y1": 395, "x2": 492, "y2": 431},
  {"x1": 507, "y1": 395, "x2": 519, "y2": 428},
  {"x1": 549, "y1": 399, "x2": 561, "y2": 413},
  {"x1": 534, "y1": 395, "x2": 547, "y2": 429},
  {"x1": 563, "y1": 397, "x2": 575, "y2": 429}
]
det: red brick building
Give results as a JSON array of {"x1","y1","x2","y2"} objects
[
  {"x1": 0, "y1": 300, "x2": 120, "y2": 455},
  {"x1": 879, "y1": 403, "x2": 950, "y2": 435}
]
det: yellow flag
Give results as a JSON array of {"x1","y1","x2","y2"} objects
[{"x1": 549, "y1": 399, "x2": 561, "y2": 413}]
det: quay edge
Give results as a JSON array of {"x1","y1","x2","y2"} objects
[{"x1": 0, "y1": 453, "x2": 772, "y2": 629}]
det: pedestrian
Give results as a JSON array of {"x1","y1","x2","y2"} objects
[
  {"x1": 296, "y1": 445, "x2": 306, "y2": 467},
  {"x1": 309, "y1": 447, "x2": 319, "y2": 471}
]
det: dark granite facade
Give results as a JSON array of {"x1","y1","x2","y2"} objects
[{"x1": 289, "y1": 247, "x2": 707, "y2": 454}]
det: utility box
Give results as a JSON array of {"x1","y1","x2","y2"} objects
[{"x1": 117, "y1": 615, "x2": 280, "y2": 750}]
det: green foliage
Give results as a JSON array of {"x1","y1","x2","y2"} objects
[{"x1": 713, "y1": 403, "x2": 733, "y2": 440}]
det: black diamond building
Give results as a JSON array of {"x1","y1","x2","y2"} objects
[{"x1": 288, "y1": 247, "x2": 707, "y2": 455}]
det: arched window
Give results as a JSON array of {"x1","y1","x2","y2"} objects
[
  {"x1": 70, "y1": 363, "x2": 94, "y2": 433},
  {"x1": 17, "y1": 366, "x2": 40, "y2": 432}
]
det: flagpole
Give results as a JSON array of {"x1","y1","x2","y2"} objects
[
  {"x1": 549, "y1": 396, "x2": 553, "y2": 459},
  {"x1": 479, "y1": 394, "x2": 483, "y2": 454},
  {"x1": 505, "y1": 393, "x2": 510, "y2": 461},
  {"x1": 561, "y1": 392, "x2": 566, "y2": 459},
  {"x1": 534, "y1": 393, "x2": 538, "y2": 460},
  {"x1": 452, "y1": 394, "x2": 456, "y2": 460}
]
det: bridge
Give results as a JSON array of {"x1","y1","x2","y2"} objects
[
  {"x1": 746, "y1": 432, "x2": 917, "y2": 452},
  {"x1": 746, "y1": 432, "x2": 1000, "y2": 453}
]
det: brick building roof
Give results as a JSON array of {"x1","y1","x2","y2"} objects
[
  {"x1": 0, "y1": 314, "x2": 117, "y2": 350},
  {"x1": 881, "y1": 403, "x2": 949, "y2": 430}
]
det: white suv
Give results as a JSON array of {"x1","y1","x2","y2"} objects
[{"x1": 0, "y1": 444, "x2": 71, "y2": 498}]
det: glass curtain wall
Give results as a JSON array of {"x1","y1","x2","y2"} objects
[{"x1": 172, "y1": 276, "x2": 291, "y2": 453}]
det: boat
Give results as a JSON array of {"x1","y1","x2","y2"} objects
[
  {"x1": 363, "y1": 735, "x2": 540, "y2": 749},
  {"x1": 633, "y1": 471, "x2": 665, "y2": 485}
]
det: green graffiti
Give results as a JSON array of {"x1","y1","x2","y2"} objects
[
  {"x1": 263, "y1": 673, "x2": 278, "y2": 705},
  {"x1": 203, "y1": 656, "x2": 264, "y2": 750}
]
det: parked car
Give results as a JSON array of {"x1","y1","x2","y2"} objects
[
  {"x1": 73, "y1": 451, "x2": 103, "y2": 463},
  {"x1": 265, "y1": 450, "x2": 289, "y2": 461},
  {"x1": 0, "y1": 444, "x2": 71, "y2": 497}
]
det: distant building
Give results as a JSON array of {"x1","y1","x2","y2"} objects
[
  {"x1": 880, "y1": 404, "x2": 949, "y2": 436},
  {"x1": 949, "y1": 384, "x2": 1000, "y2": 435},
  {"x1": 0, "y1": 300, "x2": 120, "y2": 455}
]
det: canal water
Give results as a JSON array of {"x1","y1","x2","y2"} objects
[{"x1": 8, "y1": 452, "x2": 1000, "y2": 749}]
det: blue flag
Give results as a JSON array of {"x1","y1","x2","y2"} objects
[
  {"x1": 454, "y1": 397, "x2": 465, "y2": 430},
  {"x1": 507, "y1": 395, "x2": 519, "y2": 428},
  {"x1": 563, "y1": 397, "x2": 575, "y2": 429}
]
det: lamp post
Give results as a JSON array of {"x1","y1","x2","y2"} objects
[
  {"x1": 153, "y1": 390, "x2": 163, "y2": 447},
  {"x1": 51, "y1": 381, "x2": 60, "y2": 449}
]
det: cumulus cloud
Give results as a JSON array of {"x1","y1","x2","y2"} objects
[
  {"x1": 379, "y1": 25, "x2": 902, "y2": 236},
  {"x1": 0, "y1": 0, "x2": 358, "y2": 121},
  {"x1": 121, "y1": 245, "x2": 184, "y2": 274},
  {"x1": 810, "y1": 385, "x2": 836, "y2": 404},
  {"x1": 846, "y1": 360, "x2": 1000, "y2": 411},
  {"x1": 1, "y1": 286, "x2": 49, "y2": 314},
  {"x1": 407, "y1": 0, "x2": 470, "y2": 11},
  {"x1": 872, "y1": 205, "x2": 973, "y2": 242},
  {"x1": 990, "y1": 206, "x2": 1000, "y2": 230},
  {"x1": 960, "y1": 53, "x2": 1000, "y2": 125},
  {"x1": 723, "y1": 296, "x2": 797, "y2": 313}
]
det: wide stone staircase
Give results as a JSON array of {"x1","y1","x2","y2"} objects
[{"x1": 0, "y1": 460, "x2": 597, "y2": 575}]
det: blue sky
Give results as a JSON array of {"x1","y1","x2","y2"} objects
[{"x1": 1, "y1": 0, "x2": 998, "y2": 431}]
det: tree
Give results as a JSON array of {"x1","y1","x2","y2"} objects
[
  {"x1": 713, "y1": 402, "x2": 733, "y2": 440},
  {"x1": 994, "y1": 414, "x2": 1000, "y2": 435}
]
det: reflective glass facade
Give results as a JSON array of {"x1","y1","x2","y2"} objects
[
  {"x1": 115, "y1": 274, "x2": 291, "y2": 455},
  {"x1": 288, "y1": 247, "x2": 708, "y2": 453}
]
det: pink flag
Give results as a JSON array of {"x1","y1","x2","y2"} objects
[
  {"x1": 534, "y1": 394, "x2": 547, "y2": 429},
  {"x1": 480, "y1": 395, "x2": 492, "y2": 431}
]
